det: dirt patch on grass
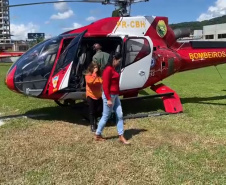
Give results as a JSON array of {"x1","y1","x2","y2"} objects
[{"x1": 0, "y1": 120, "x2": 4, "y2": 126}]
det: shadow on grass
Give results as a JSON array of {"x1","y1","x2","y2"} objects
[
  {"x1": 25, "y1": 104, "x2": 89, "y2": 125},
  {"x1": 124, "y1": 128, "x2": 147, "y2": 140},
  {"x1": 23, "y1": 94, "x2": 226, "y2": 126},
  {"x1": 122, "y1": 98, "x2": 164, "y2": 115},
  {"x1": 104, "y1": 128, "x2": 147, "y2": 140},
  {"x1": 24, "y1": 98, "x2": 165, "y2": 126},
  {"x1": 181, "y1": 95, "x2": 226, "y2": 106}
]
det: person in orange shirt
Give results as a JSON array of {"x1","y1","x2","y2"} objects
[{"x1": 85, "y1": 62, "x2": 103, "y2": 132}]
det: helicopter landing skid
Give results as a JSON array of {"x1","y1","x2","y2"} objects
[
  {"x1": 123, "y1": 111, "x2": 170, "y2": 120},
  {"x1": 151, "y1": 83, "x2": 183, "y2": 114},
  {"x1": 54, "y1": 99, "x2": 86, "y2": 108}
]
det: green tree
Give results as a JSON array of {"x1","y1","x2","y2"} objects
[
  {"x1": 170, "y1": 15, "x2": 226, "y2": 31},
  {"x1": 29, "y1": 37, "x2": 45, "y2": 48}
]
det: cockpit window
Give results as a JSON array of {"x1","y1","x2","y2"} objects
[{"x1": 13, "y1": 36, "x2": 61, "y2": 96}]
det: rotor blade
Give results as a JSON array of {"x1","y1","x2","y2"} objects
[
  {"x1": 0, "y1": 0, "x2": 105, "y2": 8},
  {"x1": 132, "y1": 0, "x2": 149, "y2": 3}
]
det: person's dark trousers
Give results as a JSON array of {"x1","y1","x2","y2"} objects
[{"x1": 87, "y1": 96, "x2": 103, "y2": 132}]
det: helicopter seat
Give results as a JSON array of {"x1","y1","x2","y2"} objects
[
  {"x1": 74, "y1": 45, "x2": 88, "y2": 90},
  {"x1": 115, "y1": 44, "x2": 121, "y2": 53},
  {"x1": 68, "y1": 45, "x2": 86, "y2": 90},
  {"x1": 81, "y1": 46, "x2": 93, "y2": 90},
  {"x1": 125, "y1": 45, "x2": 135, "y2": 66}
]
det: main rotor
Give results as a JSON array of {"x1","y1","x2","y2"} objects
[
  {"x1": 0, "y1": 0, "x2": 149, "y2": 17},
  {"x1": 101, "y1": 0, "x2": 149, "y2": 16}
]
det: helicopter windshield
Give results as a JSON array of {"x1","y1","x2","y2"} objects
[{"x1": 13, "y1": 36, "x2": 61, "y2": 96}]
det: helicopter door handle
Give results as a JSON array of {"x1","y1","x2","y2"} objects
[{"x1": 139, "y1": 70, "x2": 145, "y2": 76}]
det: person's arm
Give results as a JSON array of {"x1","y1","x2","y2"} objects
[
  {"x1": 85, "y1": 73, "x2": 97, "y2": 84},
  {"x1": 101, "y1": 52, "x2": 109, "y2": 70},
  {"x1": 93, "y1": 53, "x2": 98, "y2": 62},
  {"x1": 102, "y1": 67, "x2": 112, "y2": 100}
]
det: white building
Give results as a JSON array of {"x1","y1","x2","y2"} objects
[
  {"x1": 203, "y1": 23, "x2": 226, "y2": 41},
  {"x1": 0, "y1": 0, "x2": 13, "y2": 51},
  {"x1": 193, "y1": 30, "x2": 203, "y2": 39},
  {"x1": 0, "y1": 0, "x2": 10, "y2": 44}
]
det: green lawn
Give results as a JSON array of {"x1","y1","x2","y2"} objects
[{"x1": 1, "y1": 63, "x2": 226, "y2": 184}]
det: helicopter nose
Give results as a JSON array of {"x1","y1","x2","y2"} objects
[{"x1": 5, "y1": 65, "x2": 18, "y2": 92}]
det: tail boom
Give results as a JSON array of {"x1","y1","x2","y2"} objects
[{"x1": 177, "y1": 42, "x2": 226, "y2": 72}]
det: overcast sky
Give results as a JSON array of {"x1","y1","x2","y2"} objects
[{"x1": 9, "y1": 0, "x2": 226, "y2": 40}]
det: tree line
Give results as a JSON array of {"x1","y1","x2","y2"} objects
[{"x1": 170, "y1": 15, "x2": 226, "y2": 31}]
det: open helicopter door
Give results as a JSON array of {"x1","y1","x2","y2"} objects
[
  {"x1": 48, "y1": 31, "x2": 86, "y2": 95},
  {"x1": 119, "y1": 36, "x2": 153, "y2": 91}
]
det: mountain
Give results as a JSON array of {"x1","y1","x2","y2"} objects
[{"x1": 170, "y1": 15, "x2": 226, "y2": 31}]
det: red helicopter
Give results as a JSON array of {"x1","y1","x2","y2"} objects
[{"x1": 4, "y1": 0, "x2": 226, "y2": 114}]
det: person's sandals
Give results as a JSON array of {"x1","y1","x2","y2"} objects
[
  {"x1": 119, "y1": 135, "x2": 130, "y2": 145},
  {"x1": 94, "y1": 135, "x2": 106, "y2": 141}
]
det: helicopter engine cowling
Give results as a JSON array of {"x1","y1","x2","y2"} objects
[
  {"x1": 163, "y1": 27, "x2": 191, "y2": 48},
  {"x1": 173, "y1": 28, "x2": 191, "y2": 40}
]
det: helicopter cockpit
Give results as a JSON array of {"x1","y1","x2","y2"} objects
[
  {"x1": 7, "y1": 31, "x2": 123, "y2": 97},
  {"x1": 9, "y1": 36, "x2": 61, "y2": 96}
]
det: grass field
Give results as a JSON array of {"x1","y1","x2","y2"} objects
[{"x1": 1, "y1": 63, "x2": 226, "y2": 184}]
